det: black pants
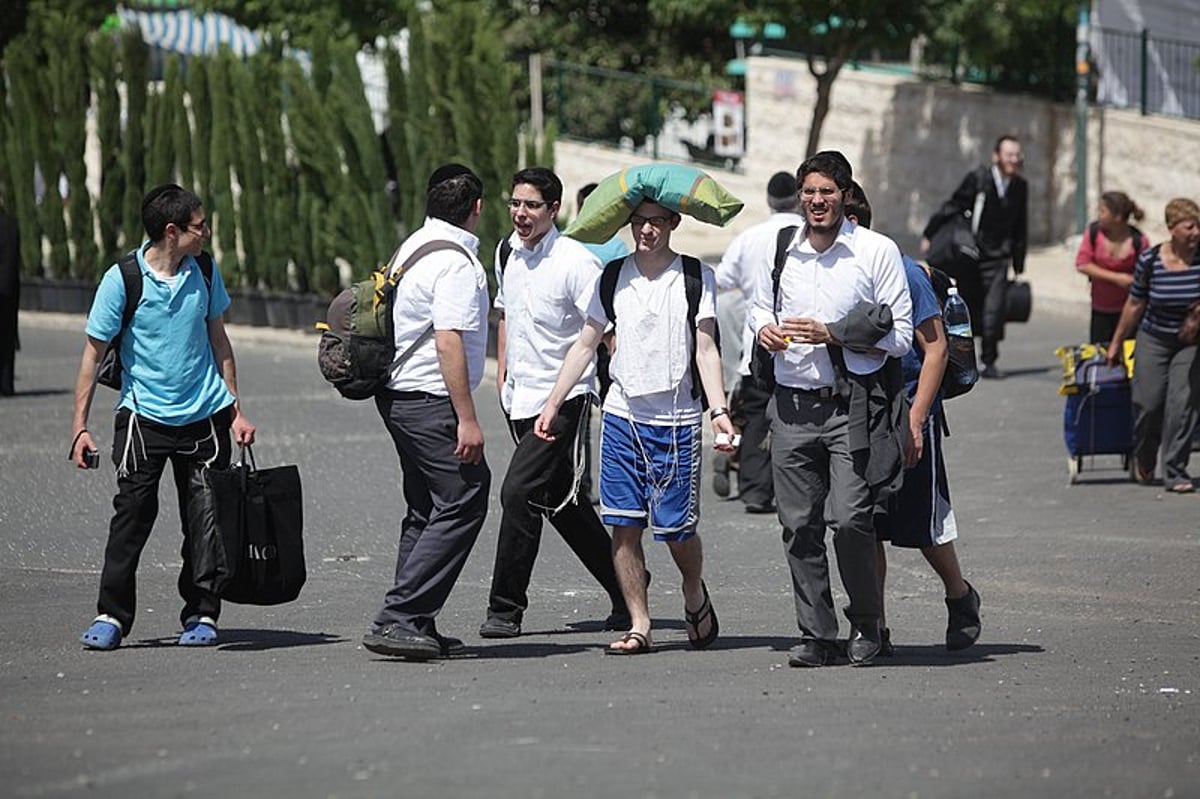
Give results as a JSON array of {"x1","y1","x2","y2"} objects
[
  {"x1": 1090, "y1": 310, "x2": 1121, "y2": 345},
  {"x1": 737, "y1": 376, "x2": 774, "y2": 507},
  {"x1": 374, "y1": 390, "x2": 490, "y2": 636},
  {"x1": 98, "y1": 406, "x2": 232, "y2": 634},
  {"x1": 958, "y1": 259, "x2": 1009, "y2": 366},
  {"x1": 486, "y1": 394, "x2": 624, "y2": 624},
  {"x1": 0, "y1": 292, "x2": 17, "y2": 395}
]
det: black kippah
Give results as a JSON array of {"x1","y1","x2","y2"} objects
[{"x1": 427, "y1": 163, "x2": 474, "y2": 190}]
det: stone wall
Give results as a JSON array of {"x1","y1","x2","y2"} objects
[{"x1": 555, "y1": 54, "x2": 1200, "y2": 258}]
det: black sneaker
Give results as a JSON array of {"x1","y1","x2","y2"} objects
[
  {"x1": 478, "y1": 617, "x2": 521, "y2": 638},
  {"x1": 945, "y1": 582, "x2": 981, "y2": 651},
  {"x1": 788, "y1": 638, "x2": 837, "y2": 668}
]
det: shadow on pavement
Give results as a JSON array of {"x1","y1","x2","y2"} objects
[
  {"x1": 6, "y1": 387, "x2": 71, "y2": 398},
  {"x1": 216, "y1": 628, "x2": 345, "y2": 651},
  {"x1": 881, "y1": 642, "x2": 1044, "y2": 666}
]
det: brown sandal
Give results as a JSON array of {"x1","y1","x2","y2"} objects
[{"x1": 605, "y1": 631, "x2": 653, "y2": 655}]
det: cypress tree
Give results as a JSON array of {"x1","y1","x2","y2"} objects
[
  {"x1": 186, "y1": 55, "x2": 212, "y2": 202},
  {"x1": 50, "y1": 21, "x2": 98, "y2": 278},
  {"x1": 383, "y1": 46, "x2": 410, "y2": 230},
  {"x1": 401, "y1": 6, "x2": 435, "y2": 234},
  {"x1": 2, "y1": 37, "x2": 44, "y2": 276},
  {"x1": 251, "y1": 49, "x2": 291, "y2": 291},
  {"x1": 121, "y1": 29, "x2": 149, "y2": 251},
  {"x1": 90, "y1": 32, "x2": 124, "y2": 267},
  {"x1": 173, "y1": 57, "x2": 194, "y2": 190},
  {"x1": 230, "y1": 55, "x2": 264, "y2": 287},
  {"x1": 0, "y1": 74, "x2": 10, "y2": 213},
  {"x1": 147, "y1": 56, "x2": 180, "y2": 186},
  {"x1": 26, "y1": 36, "x2": 70, "y2": 279},
  {"x1": 206, "y1": 49, "x2": 238, "y2": 282}
]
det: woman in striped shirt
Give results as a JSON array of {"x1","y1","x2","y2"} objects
[{"x1": 1108, "y1": 198, "x2": 1200, "y2": 494}]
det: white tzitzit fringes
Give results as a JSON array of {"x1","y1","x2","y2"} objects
[{"x1": 116, "y1": 413, "x2": 146, "y2": 478}]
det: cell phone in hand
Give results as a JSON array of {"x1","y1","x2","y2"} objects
[{"x1": 84, "y1": 449, "x2": 100, "y2": 469}]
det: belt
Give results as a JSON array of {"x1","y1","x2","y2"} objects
[
  {"x1": 779, "y1": 385, "x2": 836, "y2": 399},
  {"x1": 381, "y1": 389, "x2": 442, "y2": 401}
]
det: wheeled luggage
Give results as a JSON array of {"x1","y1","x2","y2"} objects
[{"x1": 1055, "y1": 342, "x2": 1134, "y2": 483}]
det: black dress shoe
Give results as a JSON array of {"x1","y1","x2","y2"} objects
[
  {"x1": 478, "y1": 617, "x2": 521, "y2": 638},
  {"x1": 980, "y1": 363, "x2": 1003, "y2": 380},
  {"x1": 432, "y1": 632, "x2": 465, "y2": 657},
  {"x1": 945, "y1": 582, "x2": 982, "y2": 651},
  {"x1": 743, "y1": 501, "x2": 776, "y2": 514},
  {"x1": 878, "y1": 627, "x2": 894, "y2": 657},
  {"x1": 362, "y1": 624, "x2": 441, "y2": 660},
  {"x1": 846, "y1": 626, "x2": 881, "y2": 665},
  {"x1": 788, "y1": 638, "x2": 837, "y2": 667}
]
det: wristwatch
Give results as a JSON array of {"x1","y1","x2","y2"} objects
[{"x1": 709, "y1": 406, "x2": 729, "y2": 421}]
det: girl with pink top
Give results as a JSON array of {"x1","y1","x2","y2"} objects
[{"x1": 1075, "y1": 191, "x2": 1147, "y2": 342}]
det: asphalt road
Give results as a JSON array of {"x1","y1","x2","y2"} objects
[{"x1": 1, "y1": 308, "x2": 1197, "y2": 799}]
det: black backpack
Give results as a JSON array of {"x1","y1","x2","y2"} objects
[
  {"x1": 95, "y1": 250, "x2": 214, "y2": 390},
  {"x1": 597, "y1": 254, "x2": 717, "y2": 406},
  {"x1": 917, "y1": 262, "x2": 978, "y2": 400}
]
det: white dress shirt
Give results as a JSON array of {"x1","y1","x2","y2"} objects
[
  {"x1": 495, "y1": 226, "x2": 601, "y2": 419},
  {"x1": 716, "y1": 211, "x2": 806, "y2": 375},
  {"x1": 386, "y1": 217, "x2": 489, "y2": 395},
  {"x1": 749, "y1": 218, "x2": 912, "y2": 389}
]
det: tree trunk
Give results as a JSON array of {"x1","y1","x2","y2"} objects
[{"x1": 804, "y1": 54, "x2": 845, "y2": 159}]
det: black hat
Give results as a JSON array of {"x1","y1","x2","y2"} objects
[
  {"x1": 767, "y1": 172, "x2": 797, "y2": 199},
  {"x1": 427, "y1": 163, "x2": 476, "y2": 190}
]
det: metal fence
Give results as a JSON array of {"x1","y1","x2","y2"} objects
[
  {"x1": 1092, "y1": 26, "x2": 1200, "y2": 119},
  {"x1": 542, "y1": 60, "x2": 735, "y2": 167}
]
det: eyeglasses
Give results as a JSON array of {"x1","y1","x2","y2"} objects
[
  {"x1": 183, "y1": 219, "x2": 210, "y2": 234},
  {"x1": 508, "y1": 198, "x2": 548, "y2": 211},
  {"x1": 629, "y1": 214, "x2": 671, "y2": 228},
  {"x1": 800, "y1": 187, "x2": 841, "y2": 198}
]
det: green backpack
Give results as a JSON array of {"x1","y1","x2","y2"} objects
[{"x1": 317, "y1": 240, "x2": 468, "y2": 400}]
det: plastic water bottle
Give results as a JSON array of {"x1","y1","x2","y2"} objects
[{"x1": 943, "y1": 287, "x2": 972, "y2": 338}]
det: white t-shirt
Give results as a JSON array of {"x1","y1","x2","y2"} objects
[
  {"x1": 495, "y1": 226, "x2": 600, "y2": 419},
  {"x1": 586, "y1": 255, "x2": 717, "y2": 426},
  {"x1": 749, "y1": 218, "x2": 912, "y2": 389},
  {"x1": 386, "y1": 217, "x2": 489, "y2": 395},
  {"x1": 716, "y1": 211, "x2": 806, "y2": 375}
]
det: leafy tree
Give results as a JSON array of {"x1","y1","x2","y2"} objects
[
  {"x1": 922, "y1": 0, "x2": 1076, "y2": 100},
  {"x1": 206, "y1": 49, "x2": 239, "y2": 280},
  {"x1": 194, "y1": 0, "x2": 414, "y2": 49},
  {"x1": 750, "y1": 1, "x2": 929, "y2": 157},
  {"x1": 172, "y1": 57, "x2": 195, "y2": 190}
]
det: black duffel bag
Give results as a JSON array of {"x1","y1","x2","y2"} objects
[{"x1": 1005, "y1": 279, "x2": 1033, "y2": 323}]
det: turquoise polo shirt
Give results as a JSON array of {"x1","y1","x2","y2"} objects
[{"x1": 86, "y1": 245, "x2": 234, "y2": 426}]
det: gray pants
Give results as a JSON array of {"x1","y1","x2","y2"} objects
[
  {"x1": 1132, "y1": 330, "x2": 1199, "y2": 488},
  {"x1": 373, "y1": 390, "x2": 491, "y2": 636},
  {"x1": 768, "y1": 388, "x2": 881, "y2": 641}
]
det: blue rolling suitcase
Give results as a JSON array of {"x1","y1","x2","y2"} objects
[{"x1": 1063, "y1": 381, "x2": 1133, "y2": 483}]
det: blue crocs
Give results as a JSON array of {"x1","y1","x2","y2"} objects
[
  {"x1": 80, "y1": 617, "x2": 122, "y2": 650},
  {"x1": 179, "y1": 616, "x2": 218, "y2": 647}
]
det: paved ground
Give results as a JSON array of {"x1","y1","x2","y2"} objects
[{"x1": 1, "y1": 255, "x2": 1197, "y2": 798}]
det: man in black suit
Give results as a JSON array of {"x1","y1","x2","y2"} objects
[
  {"x1": 0, "y1": 206, "x2": 19, "y2": 396},
  {"x1": 922, "y1": 135, "x2": 1028, "y2": 379}
]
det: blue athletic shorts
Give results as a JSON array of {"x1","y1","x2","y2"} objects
[
  {"x1": 875, "y1": 411, "x2": 958, "y2": 549},
  {"x1": 599, "y1": 413, "x2": 701, "y2": 542}
]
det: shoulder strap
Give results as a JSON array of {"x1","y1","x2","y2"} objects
[
  {"x1": 599, "y1": 257, "x2": 624, "y2": 325},
  {"x1": 115, "y1": 252, "x2": 142, "y2": 335},
  {"x1": 681, "y1": 255, "x2": 705, "y2": 400},
  {"x1": 498, "y1": 238, "x2": 513, "y2": 279},
  {"x1": 1130, "y1": 225, "x2": 1146, "y2": 253},
  {"x1": 771, "y1": 226, "x2": 798, "y2": 319},
  {"x1": 1087, "y1": 221, "x2": 1100, "y2": 251}
]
